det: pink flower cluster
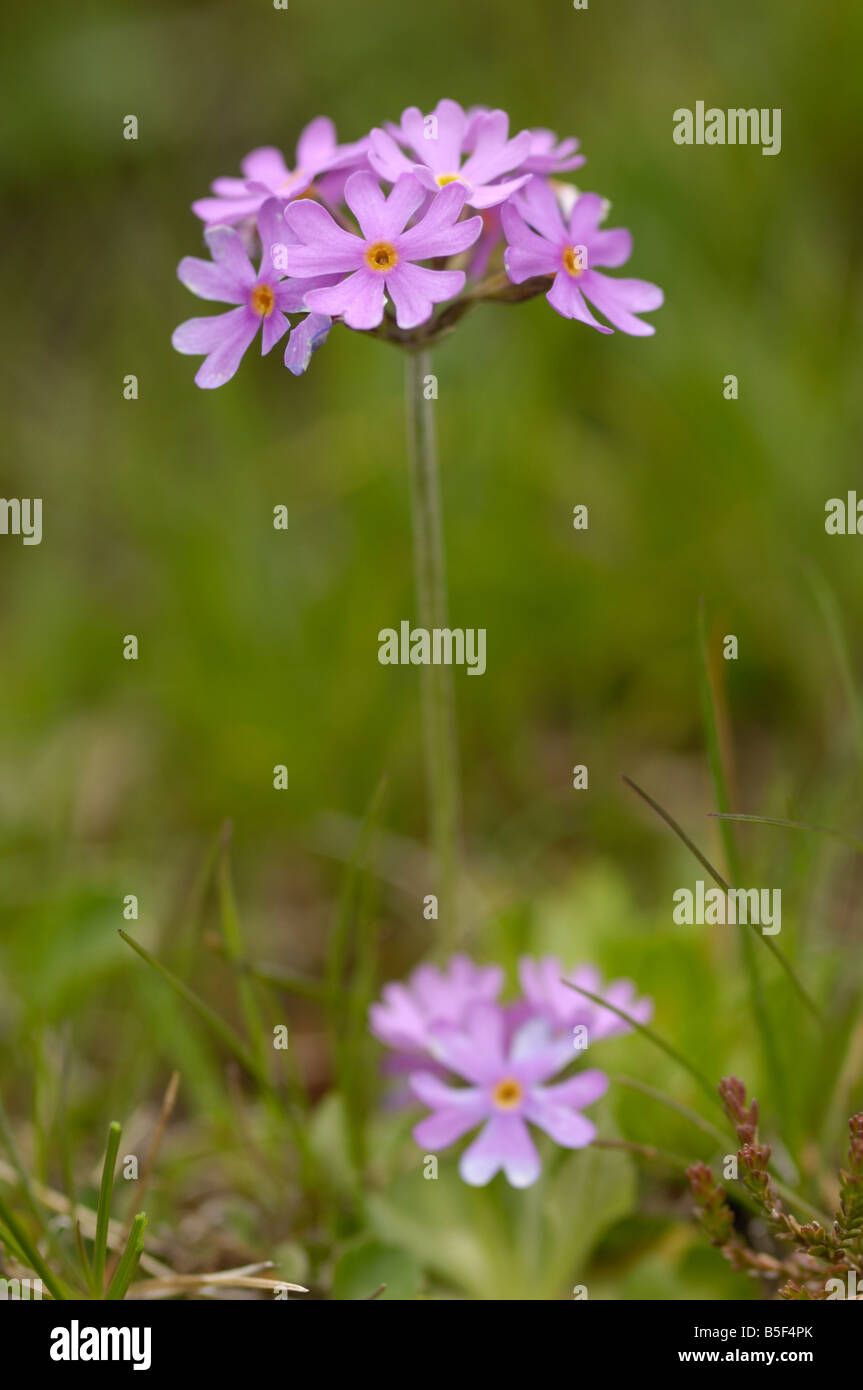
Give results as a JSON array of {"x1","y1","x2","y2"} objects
[
  {"x1": 369, "y1": 954, "x2": 652, "y2": 1189},
  {"x1": 173, "y1": 100, "x2": 663, "y2": 388}
]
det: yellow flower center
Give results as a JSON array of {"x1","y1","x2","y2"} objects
[
  {"x1": 365, "y1": 240, "x2": 399, "y2": 272},
  {"x1": 250, "y1": 283, "x2": 276, "y2": 317},
  {"x1": 435, "y1": 172, "x2": 464, "y2": 187},
  {"x1": 492, "y1": 1078, "x2": 524, "y2": 1111},
  {"x1": 563, "y1": 245, "x2": 587, "y2": 278}
]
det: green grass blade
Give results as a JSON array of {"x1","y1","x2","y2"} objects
[
  {"x1": 622, "y1": 776, "x2": 820, "y2": 1019},
  {"x1": 217, "y1": 823, "x2": 270, "y2": 1076},
  {"x1": 326, "y1": 777, "x2": 387, "y2": 1008},
  {"x1": 119, "y1": 930, "x2": 268, "y2": 1089},
  {"x1": 560, "y1": 979, "x2": 720, "y2": 1109},
  {"x1": 0, "y1": 1188, "x2": 67, "y2": 1301},
  {"x1": 204, "y1": 945, "x2": 330, "y2": 1003},
  {"x1": 806, "y1": 564, "x2": 863, "y2": 762},
  {"x1": 612, "y1": 1074, "x2": 729, "y2": 1146},
  {"x1": 710, "y1": 812, "x2": 863, "y2": 855},
  {"x1": 74, "y1": 1219, "x2": 91, "y2": 1288},
  {"x1": 106, "y1": 1212, "x2": 147, "y2": 1300},
  {"x1": 91, "y1": 1122, "x2": 121, "y2": 1295},
  {"x1": 0, "y1": 1089, "x2": 82, "y2": 1291},
  {"x1": 0, "y1": 1093, "x2": 46, "y2": 1235},
  {"x1": 326, "y1": 778, "x2": 387, "y2": 1186},
  {"x1": 697, "y1": 603, "x2": 788, "y2": 1121}
]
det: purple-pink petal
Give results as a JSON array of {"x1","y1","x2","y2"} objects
[
  {"x1": 537, "y1": 1069, "x2": 609, "y2": 1109},
  {"x1": 343, "y1": 170, "x2": 424, "y2": 240},
  {"x1": 581, "y1": 271, "x2": 664, "y2": 336},
  {"x1": 283, "y1": 201, "x2": 364, "y2": 276},
  {"x1": 460, "y1": 1114, "x2": 541, "y2": 1188},
  {"x1": 203, "y1": 226, "x2": 256, "y2": 291},
  {"x1": 409, "y1": 1071, "x2": 484, "y2": 1111},
  {"x1": 567, "y1": 191, "x2": 606, "y2": 242},
  {"x1": 387, "y1": 264, "x2": 465, "y2": 329},
  {"x1": 467, "y1": 174, "x2": 532, "y2": 210},
  {"x1": 295, "y1": 116, "x2": 336, "y2": 169},
  {"x1": 305, "y1": 268, "x2": 385, "y2": 330},
  {"x1": 284, "y1": 313, "x2": 331, "y2": 375},
  {"x1": 172, "y1": 311, "x2": 242, "y2": 356},
  {"x1": 398, "y1": 183, "x2": 479, "y2": 256},
  {"x1": 514, "y1": 176, "x2": 567, "y2": 242},
  {"x1": 427, "y1": 1018, "x2": 501, "y2": 1086},
  {"x1": 423, "y1": 98, "x2": 469, "y2": 173},
  {"x1": 241, "y1": 145, "x2": 290, "y2": 185},
  {"x1": 256, "y1": 198, "x2": 290, "y2": 278},
  {"x1": 588, "y1": 227, "x2": 633, "y2": 269},
  {"x1": 505, "y1": 242, "x2": 558, "y2": 283},
  {"x1": 192, "y1": 194, "x2": 263, "y2": 226},
  {"x1": 177, "y1": 256, "x2": 246, "y2": 304},
  {"x1": 547, "y1": 272, "x2": 613, "y2": 331},
  {"x1": 367, "y1": 127, "x2": 416, "y2": 182},
  {"x1": 260, "y1": 308, "x2": 290, "y2": 355},
  {"x1": 179, "y1": 306, "x2": 259, "y2": 389},
  {"x1": 414, "y1": 1102, "x2": 486, "y2": 1150},
  {"x1": 524, "y1": 1096, "x2": 598, "y2": 1149}
]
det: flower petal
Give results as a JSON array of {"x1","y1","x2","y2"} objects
[
  {"x1": 410, "y1": 1071, "x2": 484, "y2": 1110},
  {"x1": 427, "y1": 1007, "x2": 504, "y2": 1085},
  {"x1": 203, "y1": 226, "x2": 257, "y2": 290},
  {"x1": 414, "y1": 1102, "x2": 486, "y2": 1150},
  {"x1": 535, "y1": 1069, "x2": 609, "y2": 1110},
  {"x1": 568, "y1": 192, "x2": 606, "y2": 242},
  {"x1": 177, "y1": 256, "x2": 246, "y2": 304},
  {"x1": 283, "y1": 312, "x2": 332, "y2": 375},
  {"x1": 172, "y1": 310, "x2": 244, "y2": 356},
  {"x1": 305, "y1": 269, "x2": 385, "y2": 329},
  {"x1": 295, "y1": 117, "x2": 336, "y2": 170},
  {"x1": 367, "y1": 127, "x2": 416, "y2": 183},
  {"x1": 386, "y1": 263, "x2": 464, "y2": 329},
  {"x1": 588, "y1": 228, "x2": 633, "y2": 269},
  {"x1": 523, "y1": 1096, "x2": 598, "y2": 1149},
  {"x1": 241, "y1": 146, "x2": 290, "y2": 185},
  {"x1": 283, "y1": 201, "x2": 363, "y2": 275},
  {"x1": 193, "y1": 194, "x2": 264, "y2": 226},
  {"x1": 342, "y1": 169, "x2": 389, "y2": 238},
  {"x1": 516, "y1": 176, "x2": 568, "y2": 242},
  {"x1": 505, "y1": 243, "x2": 558, "y2": 283},
  {"x1": 256, "y1": 198, "x2": 291, "y2": 277},
  {"x1": 424, "y1": 98, "x2": 469, "y2": 173},
  {"x1": 581, "y1": 271, "x2": 663, "y2": 336},
  {"x1": 178, "y1": 308, "x2": 259, "y2": 389},
  {"x1": 547, "y1": 272, "x2": 613, "y2": 331},
  {"x1": 460, "y1": 1114, "x2": 541, "y2": 1188},
  {"x1": 398, "y1": 185, "x2": 482, "y2": 257},
  {"x1": 466, "y1": 174, "x2": 531, "y2": 209},
  {"x1": 260, "y1": 308, "x2": 289, "y2": 355}
]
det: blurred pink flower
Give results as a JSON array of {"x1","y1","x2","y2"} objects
[
  {"x1": 519, "y1": 955, "x2": 654, "y2": 1038},
  {"x1": 413, "y1": 1003, "x2": 608, "y2": 1187}
]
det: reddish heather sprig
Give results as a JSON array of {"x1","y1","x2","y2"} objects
[{"x1": 688, "y1": 1077, "x2": 863, "y2": 1299}]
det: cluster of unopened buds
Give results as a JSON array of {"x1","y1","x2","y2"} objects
[
  {"x1": 173, "y1": 98, "x2": 664, "y2": 388},
  {"x1": 369, "y1": 954, "x2": 652, "y2": 1188}
]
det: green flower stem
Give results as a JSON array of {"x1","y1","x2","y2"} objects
[{"x1": 405, "y1": 346, "x2": 460, "y2": 946}]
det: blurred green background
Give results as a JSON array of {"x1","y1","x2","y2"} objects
[{"x1": 1, "y1": 0, "x2": 862, "y2": 1298}]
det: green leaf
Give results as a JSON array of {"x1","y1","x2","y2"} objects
[
  {"x1": 537, "y1": 1136, "x2": 637, "y2": 1298},
  {"x1": 331, "y1": 1239, "x2": 422, "y2": 1301}
]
